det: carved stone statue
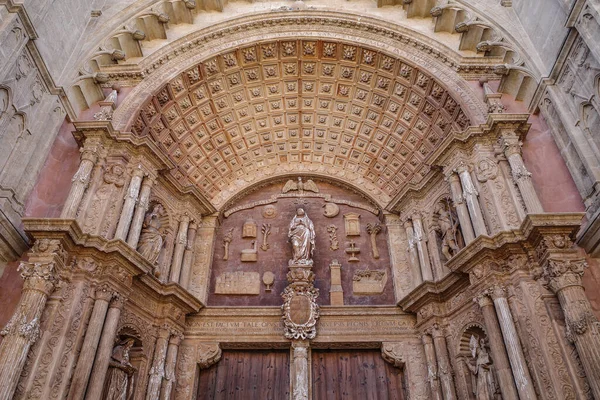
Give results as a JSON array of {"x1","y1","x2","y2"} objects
[
  {"x1": 136, "y1": 204, "x2": 164, "y2": 264},
  {"x1": 288, "y1": 208, "x2": 315, "y2": 265},
  {"x1": 435, "y1": 204, "x2": 461, "y2": 260},
  {"x1": 103, "y1": 338, "x2": 137, "y2": 400},
  {"x1": 464, "y1": 336, "x2": 498, "y2": 400}
]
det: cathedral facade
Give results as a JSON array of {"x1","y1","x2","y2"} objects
[{"x1": 0, "y1": 0, "x2": 600, "y2": 399}]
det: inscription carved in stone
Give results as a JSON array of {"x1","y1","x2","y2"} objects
[{"x1": 215, "y1": 271, "x2": 260, "y2": 295}]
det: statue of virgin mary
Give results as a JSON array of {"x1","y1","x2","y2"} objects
[{"x1": 288, "y1": 208, "x2": 316, "y2": 265}]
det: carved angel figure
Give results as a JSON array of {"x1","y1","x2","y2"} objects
[
  {"x1": 103, "y1": 338, "x2": 137, "y2": 400},
  {"x1": 282, "y1": 177, "x2": 319, "y2": 194},
  {"x1": 435, "y1": 204, "x2": 461, "y2": 260},
  {"x1": 288, "y1": 208, "x2": 316, "y2": 265},
  {"x1": 464, "y1": 336, "x2": 498, "y2": 400},
  {"x1": 136, "y1": 204, "x2": 165, "y2": 264}
]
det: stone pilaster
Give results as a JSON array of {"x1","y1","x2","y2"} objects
[
  {"x1": 421, "y1": 334, "x2": 443, "y2": 400},
  {"x1": 114, "y1": 166, "x2": 145, "y2": 241},
  {"x1": 179, "y1": 220, "x2": 198, "y2": 289},
  {"x1": 169, "y1": 214, "x2": 190, "y2": 283},
  {"x1": 489, "y1": 285, "x2": 537, "y2": 400},
  {"x1": 0, "y1": 249, "x2": 63, "y2": 400},
  {"x1": 60, "y1": 138, "x2": 103, "y2": 219},
  {"x1": 543, "y1": 258, "x2": 600, "y2": 398},
  {"x1": 67, "y1": 284, "x2": 114, "y2": 400},
  {"x1": 447, "y1": 172, "x2": 475, "y2": 244},
  {"x1": 474, "y1": 293, "x2": 519, "y2": 400},
  {"x1": 85, "y1": 294, "x2": 126, "y2": 400},
  {"x1": 456, "y1": 162, "x2": 487, "y2": 237},
  {"x1": 404, "y1": 219, "x2": 423, "y2": 286},
  {"x1": 412, "y1": 214, "x2": 434, "y2": 281},
  {"x1": 188, "y1": 215, "x2": 218, "y2": 302},
  {"x1": 160, "y1": 333, "x2": 183, "y2": 400},
  {"x1": 127, "y1": 174, "x2": 156, "y2": 248},
  {"x1": 146, "y1": 325, "x2": 171, "y2": 400},
  {"x1": 291, "y1": 340, "x2": 309, "y2": 400},
  {"x1": 500, "y1": 133, "x2": 543, "y2": 214},
  {"x1": 430, "y1": 325, "x2": 457, "y2": 400}
]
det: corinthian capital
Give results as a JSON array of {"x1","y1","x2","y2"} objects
[{"x1": 543, "y1": 258, "x2": 586, "y2": 292}]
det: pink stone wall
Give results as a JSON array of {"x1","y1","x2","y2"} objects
[{"x1": 24, "y1": 119, "x2": 80, "y2": 218}]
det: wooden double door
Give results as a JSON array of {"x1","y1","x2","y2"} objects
[{"x1": 196, "y1": 349, "x2": 406, "y2": 400}]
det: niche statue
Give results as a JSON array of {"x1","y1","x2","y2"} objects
[
  {"x1": 464, "y1": 336, "x2": 498, "y2": 400},
  {"x1": 435, "y1": 203, "x2": 461, "y2": 260},
  {"x1": 288, "y1": 208, "x2": 316, "y2": 265},
  {"x1": 137, "y1": 204, "x2": 164, "y2": 264},
  {"x1": 103, "y1": 338, "x2": 137, "y2": 400}
]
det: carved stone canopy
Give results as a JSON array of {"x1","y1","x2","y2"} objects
[{"x1": 128, "y1": 39, "x2": 471, "y2": 210}]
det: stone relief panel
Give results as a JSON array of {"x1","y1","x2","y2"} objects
[{"x1": 208, "y1": 180, "x2": 393, "y2": 306}]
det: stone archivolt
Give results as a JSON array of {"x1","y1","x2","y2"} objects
[{"x1": 127, "y1": 39, "x2": 471, "y2": 208}]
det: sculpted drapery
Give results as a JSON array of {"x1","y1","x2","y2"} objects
[
  {"x1": 288, "y1": 208, "x2": 316, "y2": 265},
  {"x1": 104, "y1": 338, "x2": 137, "y2": 400}
]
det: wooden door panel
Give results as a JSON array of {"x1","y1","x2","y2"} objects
[
  {"x1": 196, "y1": 350, "x2": 290, "y2": 400},
  {"x1": 311, "y1": 349, "x2": 406, "y2": 400}
]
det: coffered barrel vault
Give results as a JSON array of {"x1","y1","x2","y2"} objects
[{"x1": 127, "y1": 40, "x2": 472, "y2": 209}]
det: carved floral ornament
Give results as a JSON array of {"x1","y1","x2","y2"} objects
[{"x1": 125, "y1": 39, "x2": 473, "y2": 210}]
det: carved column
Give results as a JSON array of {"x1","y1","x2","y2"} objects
[
  {"x1": 292, "y1": 340, "x2": 309, "y2": 400},
  {"x1": 543, "y1": 258, "x2": 600, "y2": 398},
  {"x1": 169, "y1": 214, "x2": 190, "y2": 283},
  {"x1": 61, "y1": 138, "x2": 102, "y2": 219},
  {"x1": 500, "y1": 134, "x2": 544, "y2": 213},
  {"x1": 489, "y1": 285, "x2": 537, "y2": 400},
  {"x1": 179, "y1": 220, "x2": 198, "y2": 289},
  {"x1": 146, "y1": 325, "x2": 171, "y2": 400},
  {"x1": 0, "y1": 251, "x2": 63, "y2": 400},
  {"x1": 160, "y1": 333, "x2": 182, "y2": 400},
  {"x1": 421, "y1": 334, "x2": 443, "y2": 400},
  {"x1": 67, "y1": 285, "x2": 114, "y2": 400},
  {"x1": 188, "y1": 215, "x2": 218, "y2": 302},
  {"x1": 127, "y1": 174, "x2": 156, "y2": 248},
  {"x1": 404, "y1": 219, "x2": 423, "y2": 285},
  {"x1": 447, "y1": 172, "x2": 475, "y2": 244},
  {"x1": 474, "y1": 294, "x2": 519, "y2": 400},
  {"x1": 114, "y1": 166, "x2": 145, "y2": 241},
  {"x1": 412, "y1": 214, "x2": 434, "y2": 281},
  {"x1": 456, "y1": 163, "x2": 487, "y2": 237},
  {"x1": 85, "y1": 294, "x2": 126, "y2": 400},
  {"x1": 430, "y1": 325, "x2": 457, "y2": 400}
]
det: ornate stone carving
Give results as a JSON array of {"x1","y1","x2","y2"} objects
[
  {"x1": 326, "y1": 224, "x2": 339, "y2": 251},
  {"x1": 262, "y1": 271, "x2": 275, "y2": 292},
  {"x1": 104, "y1": 338, "x2": 136, "y2": 399},
  {"x1": 260, "y1": 223, "x2": 271, "y2": 251},
  {"x1": 462, "y1": 336, "x2": 498, "y2": 399},
  {"x1": 352, "y1": 269, "x2": 387, "y2": 295},
  {"x1": 215, "y1": 271, "x2": 260, "y2": 295},
  {"x1": 345, "y1": 241, "x2": 360, "y2": 262},
  {"x1": 136, "y1": 203, "x2": 165, "y2": 264},
  {"x1": 343, "y1": 212, "x2": 361, "y2": 236},
  {"x1": 222, "y1": 227, "x2": 233, "y2": 261},
  {"x1": 288, "y1": 208, "x2": 315, "y2": 266},
  {"x1": 282, "y1": 177, "x2": 319, "y2": 194},
  {"x1": 323, "y1": 202, "x2": 340, "y2": 218},
  {"x1": 242, "y1": 218, "x2": 257, "y2": 238},
  {"x1": 197, "y1": 343, "x2": 222, "y2": 369},
  {"x1": 366, "y1": 222, "x2": 382, "y2": 259},
  {"x1": 240, "y1": 240, "x2": 258, "y2": 262}
]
